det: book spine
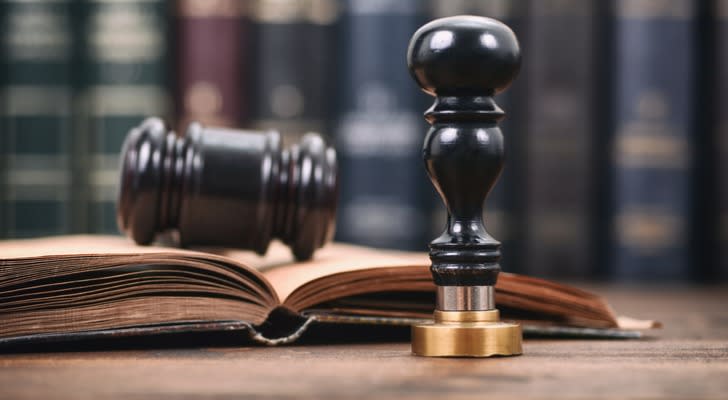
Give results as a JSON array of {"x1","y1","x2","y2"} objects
[
  {"x1": 428, "y1": 0, "x2": 529, "y2": 273},
  {"x1": 522, "y1": 0, "x2": 599, "y2": 278},
  {"x1": 0, "y1": 0, "x2": 76, "y2": 237},
  {"x1": 175, "y1": 0, "x2": 247, "y2": 129},
  {"x1": 248, "y1": 0, "x2": 337, "y2": 137},
  {"x1": 334, "y1": 0, "x2": 431, "y2": 251},
  {"x1": 716, "y1": 0, "x2": 728, "y2": 281},
  {"x1": 611, "y1": 0, "x2": 695, "y2": 280},
  {"x1": 0, "y1": 1, "x2": 6, "y2": 236},
  {"x1": 79, "y1": 0, "x2": 170, "y2": 234}
]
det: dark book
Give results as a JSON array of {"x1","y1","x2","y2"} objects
[
  {"x1": 78, "y1": 0, "x2": 170, "y2": 234},
  {"x1": 610, "y1": 0, "x2": 696, "y2": 280},
  {"x1": 714, "y1": 0, "x2": 728, "y2": 281},
  {"x1": 0, "y1": 235, "x2": 657, "y2": 347},
  {"x1": 521, "y1": 0, "x2": 600, "y2": 278},
  {"x1": 175, "y1": 0, "x2": 247, "y2": 129},
  {"x1": 247, "y1": 0, "x2": 337, "y2": 137},
  {"x1": 428, "y1": 0, "x2": 529, "y2": 274},
  {"x1": 0, "y1": 0, "x2": 6, "y2": 236},
  {"x1": 334, "y1": 0, "x2": 432, "y2": 251},
  {"x1": 0, "y1": 0, "x2": 76, "y2": 238}
]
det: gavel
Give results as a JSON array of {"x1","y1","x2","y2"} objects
[{"x1": 116, "y1": 117, "x2": 337, "y2": 261}]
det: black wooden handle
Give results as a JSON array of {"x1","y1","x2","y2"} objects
[{"x1": 407, "y1": 16, "x2": 521, "y2": 286}]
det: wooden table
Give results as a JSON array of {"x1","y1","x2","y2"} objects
[{"x1": 1, "y1": 286, "x2": 727, "y2": 399}]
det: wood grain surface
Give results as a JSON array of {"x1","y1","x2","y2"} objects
[{"x1": 1, "y1": 286, "x2": 727, "y2": 400}]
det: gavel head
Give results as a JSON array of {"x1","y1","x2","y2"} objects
[{"x1": 117, "y1": 117, "x2": 338, "y2": 261}]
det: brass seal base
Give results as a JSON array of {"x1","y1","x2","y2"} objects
[{"x1": 412, "y1": 309, "x2": 523, "y2": 357}]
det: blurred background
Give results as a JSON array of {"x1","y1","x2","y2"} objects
[{"x1": 0, "y1": 0, "x2": 725, "y2": 283}]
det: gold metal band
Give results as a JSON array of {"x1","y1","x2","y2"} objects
[{"x1": 434, "y1": 309, "x2": 500, "y2": 323}]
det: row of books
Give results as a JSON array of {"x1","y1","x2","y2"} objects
[
  {"x1": 0, "y1": 0, "x2": 169, "y2": 236},
  {"x1": 1, "y1": 0, "x2": 726, "y2": 282}
]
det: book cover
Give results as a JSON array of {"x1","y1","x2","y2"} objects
[
  {"x1": 334, "y1": 0, "x2": 432, "y2": 251},
  {"x1": 247, "y1": 0, "x2": 337, "y2": 138},
  {"x1": 0, "y1": 0, "x2": 76, "y2": 238},
  {"x1": 522, "y1": 0, "x2": 600, "y2": 278},
  {"x1": 611, "y1": 0, "x2": 695, "y2": 280},
  {"x1": 428, "y1": 0, "x2": 529, "y2": 274},
  {"x1": 175, "y1": 0, "x2": 248, "y2": 129},
  {"x1": 78, "y1": 0, "x2": 171, "y2": 234}
]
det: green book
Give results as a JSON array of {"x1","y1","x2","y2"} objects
[
  {"x1": 78, "y1": 0, "x2": 170, "y2": 233},
  {"x1": 0, "y1": 0, "x2": 76, "y2": 238}
]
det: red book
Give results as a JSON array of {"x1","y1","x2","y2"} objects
[{"x1": 175, "y1": 0, "x2": 248, "y2": 129}]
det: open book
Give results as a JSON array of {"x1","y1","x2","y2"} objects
[{"x1": 0, "y1": 236, "x2": 656, "y2": 347}]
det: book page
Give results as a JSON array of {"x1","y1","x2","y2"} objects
[
  {"x1": 211, "y1": 242, "x2": 431, "y2": 302},
  {"x1": 0, "y1": 235, "x2": 176, "y2": 258},
  {"x1": 217, "y1": 243, "x2": 631, "y2": 328},
  {"x1": 0, "y1": 234, "x2": 426, "y2": 304},
  {"x1": 0, "y1": 235, "x2": 278, "y2": 308},
  {"x1": 0, "y1": 235, "x2": 284, "y2": 339}
]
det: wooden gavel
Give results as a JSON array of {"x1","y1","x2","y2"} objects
[{"x1": 116, "y1": 117, "x2": 337, "y2": 261}]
